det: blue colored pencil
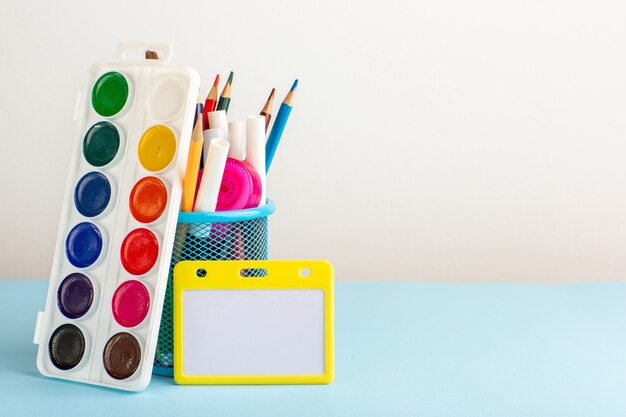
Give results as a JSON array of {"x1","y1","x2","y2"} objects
[
  {"x1": 194, "y1": 100, "x2": 205, "y2": 168},
  {"x1": 194, "y1": 101, "x2": 203, "y2": 126},
  {"x1": 265, "y1": 79, "x2": 298, "y2": 172}
]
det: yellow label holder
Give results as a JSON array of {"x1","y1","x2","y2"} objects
[{"x1": 173, "y1": 260, "x2": 334, "y2": 385}]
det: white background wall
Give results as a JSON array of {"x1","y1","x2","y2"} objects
[{"x1": 1, "y1": 0, "x2": 626, "y2": 281}]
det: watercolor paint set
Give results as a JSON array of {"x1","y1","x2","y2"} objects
[{"x1": 33, "y1": 43, "x2": 200, "y2": 391}]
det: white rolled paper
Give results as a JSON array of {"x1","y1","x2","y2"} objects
[
  {"x1": 246, "y1": 115, "x2": 266, "y2": 207},
  {"x1": 228, "y1": 121, "x2": 246, "y2": 161},
  {"x1": 195, "y1": 138, "x2": 230, "y2": 213},
  {"x1": 208, "y1": 110, "x2": 228, "y2": 133},
  {"x1": 202, "y1": 128, "x2": 226, "y2": 165}
]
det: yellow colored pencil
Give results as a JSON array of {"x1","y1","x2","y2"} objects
[{"x1": 181, "y1": 100, "x2": 204, "y2": 212}]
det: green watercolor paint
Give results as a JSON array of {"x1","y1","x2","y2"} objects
[
  {"x1": 92, "y1": 72, "x2": 129, "y2": 117},
  {"x1": 83, "y1": 121, "x2": 121, "y2": 167}
]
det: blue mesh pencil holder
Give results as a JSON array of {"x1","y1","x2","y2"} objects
[{"x1": 152, "y1": 199, "x2": 276, "y2": 376}]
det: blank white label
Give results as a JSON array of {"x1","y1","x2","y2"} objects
[{"x1": 183, "y1": 289, "x2": 325, "y2": 376}]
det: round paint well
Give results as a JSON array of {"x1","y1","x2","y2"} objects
[
  {"x1": 83, "y1": 122, "x2": 121, "y2": 167},
  {"x1": 120, "y1": 228, "x2": 159, "y2": 275},
  {"x1": 129, "y1": 177, "x2": 168, "y2": 223},
  {"x1": 92, "y1": 71, "x2": 129, "y2": 117},
  {"x1": 65, "y1": 222, "x2": 103, "y2": 268},
  {"x1": 147, "y1": 75, "x2": 187, "y2": 121},
  {"x1": 111, "y1": 280, "x2": 150, "y2": 328},
  {"x1": 57, "y1": 273, "x2": 94, "y2": 319},
  {"x1": 103, "y1": 332, "x2": 141, "y2": 379},
  {"x1": 48, "y1": 324, "x2": 86, "y2": 370},
  {"x1": 137, "y1": 125, "x2": 177, "y2": 172},
  {"x1": 74, "y1": 172, "x2": 112, "y2": 217}
]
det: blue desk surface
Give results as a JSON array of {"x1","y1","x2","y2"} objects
[{"x1": 2, "y1": 279, "x2": 626, "y2": 416}]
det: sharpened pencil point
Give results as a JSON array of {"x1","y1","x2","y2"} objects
[
  {"x1": 283, "y1": 80, "x2": 298, "y2": 106},
  {"x1": 263, "y1": 88, "x2": 276, "y2": 109},
  {"x1": 212, "y1": 74, "x2": 220, "y2": 87},
  {"x1": 261, "y1": 88, "x2": 276, "y2": 132},
  {"x1": 217, "y1": 72, "x2": 234, "y2": 112}
]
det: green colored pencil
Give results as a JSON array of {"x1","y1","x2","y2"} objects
[{"x1": 216, "y1": 71, "x2": 233, "y2": 113}]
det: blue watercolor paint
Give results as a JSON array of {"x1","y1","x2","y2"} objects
[
  {"x1": 74, "y1": 172, "x2": 111, "y2": 217},
  {"x1": 65, "y1": 222, "x2": 103, "y2": 268}
]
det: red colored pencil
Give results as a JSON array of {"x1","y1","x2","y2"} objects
[{"x1": 202, "y1": 74, "x2": 220, "y2": 130}]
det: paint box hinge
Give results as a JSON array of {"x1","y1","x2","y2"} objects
[{"x1": 33, "y1": 311, "x2": 44, "y2": 345}]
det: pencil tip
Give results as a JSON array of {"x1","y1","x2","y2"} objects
[
  {"x1": 227, "y1": 71, "x2": 234, "y2": 85},
  {"x1": 270, "y1": 88, "x2": 276, "y2": 97},
  {"x1": 213, "y1": 74, "x2": 220, "y2": 87},
  {"x1": 290, "y1": 79, "x2": 298, "y2": 91}
]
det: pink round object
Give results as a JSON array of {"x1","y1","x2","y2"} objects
[
  {"x1": 111, "y1": 280, "x2": 150, "y2": 328},
  {"x1": 217, "y1": 158, "x2": 261, "y2": 211},
  {"x1": 242, "y1": 161, "x2": 262, "y2": 208}
]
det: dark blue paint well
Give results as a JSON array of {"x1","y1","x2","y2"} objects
[
  {"x1": 74, "y1": 172, "x2": 111, "y2": 217},
  {"x1": 57, "y1": 273, "x2": 94, "y2": 319},
  {"x1": 65, "y1": 222, "x2": 103, "y2": 268}
]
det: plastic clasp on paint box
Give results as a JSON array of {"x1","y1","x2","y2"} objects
[{"x1": 33, "y1": 311, "x2": 45, "y2": 345}]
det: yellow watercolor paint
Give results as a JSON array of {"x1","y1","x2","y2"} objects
[{"x1": 138, "y1": 125, "x2": 177, "y2": 172}]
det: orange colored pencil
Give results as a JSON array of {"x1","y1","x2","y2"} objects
[{"x1": 260, "y1": 88, "x2": 275, "y2": 133}]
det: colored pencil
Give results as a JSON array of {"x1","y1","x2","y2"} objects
[
  {"x1": 260, "y1": 88, "x2": 275, "y2": 133},
  {"x1": 216, "y1": 71, "x2": 233, "y2": 113},
  {"x1": 202, "y1": 74, "x2": 220, "y2": 130},
  {"x1": 194, "y1": 100, "x2": 203, "y2": 126},
  {"x1": 265, "y1": 79, "x2": 297, "y2": 172},
  {"x1": 181, "y1": 99, "x2": 204, "y2": 212},
  {"x1": 171, "y1": 97, "x2": 204, "y2": 337},
  {"x1": 199, "y1": 75, "x2": 220, "y2": 170}
]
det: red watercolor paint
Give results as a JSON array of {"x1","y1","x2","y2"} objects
[{"x1": 120, "y1": 228, "x2": 159, "y2": 275}]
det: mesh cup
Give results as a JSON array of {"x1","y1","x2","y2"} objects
[{"x1": 152, "y1": 199, "x2": 276, "y2": 376}]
